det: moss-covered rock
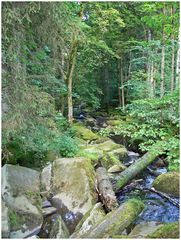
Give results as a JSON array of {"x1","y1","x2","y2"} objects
[
  {"x1": 147, "y1": 222, "x2": 179, "y2": 238},
  {"x1": 80, "y1": 199, "x2": 145, "y2": 238},
  {"x1": 2, "y1": 164, "x2": 43, "y2": 238},
  {"x1": 128, "y1": 221, "x2": 163, "y2": 238},
  {"x1": 70, "y1": 202, "x2": 106, "y2": 238},
  {"x1": 51, "y1": 157, "x2": 97, "y2": 233},
  {"x1": 72, "y1": 123, "x2": 100, "y2": 141},
  {"x1": 152, "y1": 172, "x2": 179, "y2": 197},
  {"x1": 108, "y1": 164, "x2": 127, "y2": 173},
  {"x1": 49, "y1": 216, "x2": 70, "y2": 238},
  {"x1": 82, "y1": 139, "x2": 127, "y2": 169}
]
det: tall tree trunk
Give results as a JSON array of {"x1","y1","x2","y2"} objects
[
  {"x1": 160, "y1": 4, "x2": 166, "y2": 98},
  {"x1": 60, "y1": 48, "x2": 66, "y2": 115},
  {"x1": 150, "y1": 60, "x2": 155, "y2": 98},
  {"x1": 118, "y1": 61, "x2": 122, "y2": 106},
  {"x1": 118, "y1": 58, "x2": 125, "y2": 111},
  {"x1": 171, "y1": 5, "x2": 175, "y2": 93},
  {"x1": 147, "y1": 29, "x2": 152, "y2": 86},
  {"x1": 104, "y1": 67, "x2": 110, "y2": 112},
  {"x1": 67, "y1": 34, "x2": 78, "y2": 123},
  {"x1": 175, "y1": 46, "x2": 180, "y2": 90}
]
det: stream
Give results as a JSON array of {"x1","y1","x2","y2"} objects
[
  {"x1": 117, "y1": 152, "x2": 179, "y2": 224},
  {"x1": 38, "y1": 115, "x2": 179, "y2": 238}
]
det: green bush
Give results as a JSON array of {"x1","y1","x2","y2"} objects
[
  {"x1": 99, "y1": 91, "x2": 179, "y2": 171},
  {"x1": 51, "y1": 135, "x2": 79, "y2": 157}
]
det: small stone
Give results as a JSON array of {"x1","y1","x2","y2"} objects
[
  {"x1": 42, "y1": 200, "x2": 52, "y2": 208},
  {"x1": 43, "y1": 207, "x2": 57, "y2": 216},
  {"x1": 108, "y1": 164, "x2": 126, "y2": 173}
]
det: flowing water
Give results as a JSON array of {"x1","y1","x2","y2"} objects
[
  {"x1": 39, "y1": 116, "x2": 179, "y2": 237},
  {"x1": 117, "y1": 153, "x2": 180, "y2": 225}
]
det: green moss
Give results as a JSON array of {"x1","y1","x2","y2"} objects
[
  {"x1": 9, "y1": 210, "x2": 25, "y2": 231},
  {"x1": 76, "y1": 158, "x2": 96, "y2": 200},
  {"x1": 153, "y1": 172, "x2": 179, "y2": 197},
  {"x1": 111, "y1": 235, "x2": 128, "y2": 238},
  {"x1": 72, "y1": 123, "x2": 100, "y2": 141},
  {"x1": 101, "y1": 152, "x2": 121, "y2": 169},
  {"x1": 148, "y1": 222, "x2": 179, "y2": 238},
  {"x1": 107, "y1": 120, "x2": 124, "y2": 126},
  {"x1": 77, "y1": 150, "x2": 99, "y2": 166},
  {"x1": 25, "y1": 191, "x2": 42, "y2": 213}
]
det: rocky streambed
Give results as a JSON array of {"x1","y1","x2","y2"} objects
[{"x1": 1, "y1": 118, "x2": 180, "y2": 239}]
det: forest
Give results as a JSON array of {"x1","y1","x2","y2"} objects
[{"x1": 1, "y1": 1, "x2": 180, "y2": 239}]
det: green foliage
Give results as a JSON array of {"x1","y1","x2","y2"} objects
[
  {"x1": 100, "y1": 92, "x2": 179, "y2": 171},
  {"x1": 51, "y1": 134, "x2": 79, "y2": 158}
]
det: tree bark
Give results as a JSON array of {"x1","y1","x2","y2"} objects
[
  {"x1": 171, "y1": 5, "x2": 175, "y2": 93},
  {"x1": 175, "y1": 33, "x2": 180, "y2": 90},
  {"x1": 118, "y1": 58, "x2": 125, "y2": 111},
  {"x1": 147, "y1": 29, "x2": 152, "y2": 87},
  {"x1": 118, "y1": 61, "x2": 122, "y2": 107},
  {"x1": 160, "y1": 4, "x2": 166, "y2": 98},
  {"x1": 121, "y1": 59, "x2": 125, "y2": 111},
  {"x1": 104, "y1": 67, "x2": 110, "y2": 112},
  {"x1": 79, "y1": 199, "x2": 144, "y2": 238},
  {"x1": 116, "y1": 151, "x2": 157, "y2": 190},
  {"x1": 96, "y1": 167, "x2": 118, "y2": 211},
  {"x1": 150, "y1": 60, "x2": 155, "y2": 98}
]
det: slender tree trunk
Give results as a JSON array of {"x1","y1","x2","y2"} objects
[
  {"x1": 60, "y1": 48, "x2": 66, "y2": 114},
  {"x1": 121, "y1": 59, "x2": 125, "y2": 111},
  {"x1": 171, "y1": 6, "x2": 175, "y2": 93},
  {"x1": 104, "y1": 67, "x2": 110, "y2": 112},
  {"x1": 160, "y1": 4, "x2": 166, "y2": 98},
  {"x1": 147, "y1": 29, "x2": 152, "y2": 85},
  {"x1": 175, "y1": 46, "x2": 180, "y2": 89},
  {"x1": 150, "y1": 60, "x2": 155, "y2": 98},
  {"x1": 118, "y1": 61, "x2": 122, "y2": 106},
  {"x1": 67, "y1": 35, "x2": 78, "y2": 123},
  {"x1": 118, "y1": 58, "x2": 125, "y2": 111}
]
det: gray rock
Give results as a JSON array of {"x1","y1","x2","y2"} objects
[
  {"x1": 43, "y1": 207, "x2": 57, "y2": 217},
  {"x1": 2, "y1": 164, "x2": 43, "y2": 238},
  {"x1": 40, "y1": 164, "x2": 52, "y2": 192},
  {"x1": 108, "y1": 164, "x2": 126, "y2": 173},
  {"x1": 2, "y1": 201, "x2": 10, "y2": 238},
  {"x1": 70, "y1": 202, "x2": 105, "y2": 238},
  {"x1": 51, "y1": 157, "x2": 97, "y2": 233},
  {"x1": 128, "y1": 221, "x2": 163, "y2": 238},
  {"x1": 49, "y1": 216, "x2": 69, "y2": 238},
  {"x1": 42, "y1": 200, "x2": 52, "y2": 208}
]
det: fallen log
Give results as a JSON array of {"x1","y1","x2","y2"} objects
[
  {"x1": 79, "y1": 199, "x2": 144, "y2": 238},
  {"x1": 116, "y1": 151, "x2": 157, "y2": 191},
  {"x1": 96, "y1": 167, "x2": 118, "y2": 211}
]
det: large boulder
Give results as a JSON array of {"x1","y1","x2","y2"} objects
[
  {"x1": 2, "y1": 164, "x2": 43, "y2": 238},
  {"x1": 152, "y1": 172, "x2": 179, "y2": 197},
  {"x1": 51, "y1": 157, "x2": 97, "y2": 233},
  {"x1": 83, "y1": 139, "x2": 127, "y2": 169},
  {"x1": 147, "y1": 222, "x2": 179, "y2": 238},
  {"x1": 73, "y1": 123, "x2": 100, "y2": 141}
]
